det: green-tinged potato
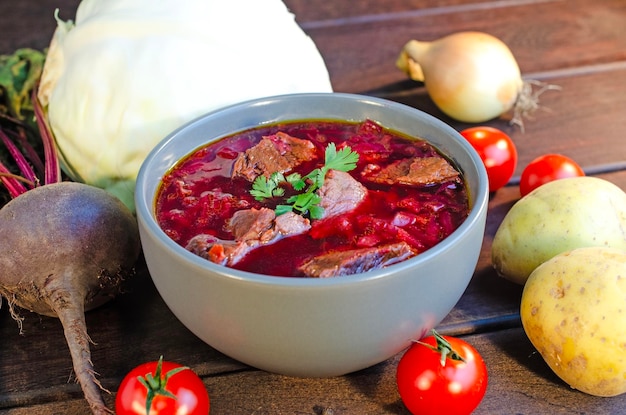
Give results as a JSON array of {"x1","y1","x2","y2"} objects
[
  {"x1": 521, "y1": 247, "x2": 626, "y2": 397},
  {"x1": 492, "y1": 176, "x2": 626, "y2": 284}
]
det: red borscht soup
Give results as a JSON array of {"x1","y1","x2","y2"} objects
[{"x1": 155, "y1": 119, "x2": 469, "y2": 277}]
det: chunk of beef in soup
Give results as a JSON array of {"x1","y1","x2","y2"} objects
[
  {"x1": 186, "y1": 207, "x2": 311, "y2": 266},
  {"x1": 229, "y1": 207, "x2": 311, "y2": 242},
  {"x1": 186, "y1": 235, "x2": 247, "y2": 266},
  {"x1": 362, "y1": 157, "x2": 460, "y2": 186},
  {"x1": 232, "y1": 132, "x2": 318, "y2": 181},
  {"x1": 299, "y1": 242, "x2": 417, "y2": 278},
  {"x1": 317, "y1": 169, "x2": 367, "y2": 219}
]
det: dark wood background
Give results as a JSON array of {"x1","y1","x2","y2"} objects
[{"x1": 1, "y1": 0, "x2": 625, "y2": 413}]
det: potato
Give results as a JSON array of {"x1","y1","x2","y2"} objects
[
  {"x1": 491, "y1": 176, "x2": 626, "y2": 284},
  {"x1": 521, "y1": 247, "x2": 626, "y2": 397}
]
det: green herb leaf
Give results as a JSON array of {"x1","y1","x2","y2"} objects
[
  {"x1": 275, "y1": 204, "x2": 294, "y2": 215},
  {"x1": 287, "y1": 190, "x2": 322, "y2": 216},
  {"x1": 286, "y1": 172, "x2": 306, "y2": 191},
  {"x1": 248, "y1": 143, "x2": 359, "y2": 218},
  {"x1": 250, "y1": 172, "x2": 286, "y2": 201},
  {"x1": 249, "y1": 176, "x2": 273, "y2": 201},
  {"x1": 305, "y1": 168, "x2": 325, "y2": 189},
  {"x1": 324, "y1": 142, "x2": 359, "y2": 173},
  {"x1": 308, "y1": 205, "x2": 325, "y2": 220}
]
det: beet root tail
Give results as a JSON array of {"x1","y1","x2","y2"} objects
[{"x1": 52, "y1": 292, "x2": 113, "y2": 415}]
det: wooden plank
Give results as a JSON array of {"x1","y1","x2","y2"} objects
[
  {"x1": 0, "y1": 1, "x2": 79, "y2": 53},
  {"x1": 475, "y1": 328, "x2": 626, "y2": 415},
  {"x1": 298, "y1": 0, "x2": 626, "y2": 93},
  {"x1": 2, "y1": 169, "x2": 624, "y2": 410},
  {"x1": 374, "y1": 68, "x2": 626, "y2": 173},
  {"x1": 1, "y1": 0, "x2": 626, "y2": 413},
  {"x1": 6, "y1": 328, "x2": 626, "y2": 415},
  {"x1": 439, "y1": 170, "x2": 626, "y2": 330},
  {"x1": 200, "y1": 328, "x2": 626, "y2": 415},
  {"x1": 284, "y1": 0, "x2": 558, "y2": 23},
  {"x1": 0, "y1": 269, "x2": 246, "y2": 410}
]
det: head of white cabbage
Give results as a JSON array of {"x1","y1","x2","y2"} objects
[{"x1": 38, "y1": 0, "x2": 332, "y2": 211}]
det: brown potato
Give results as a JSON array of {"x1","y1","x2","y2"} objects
[
  {"x1": 492, "y1": 177, "x2": 626, "y2": 285},
  {"x1": 521, "y1": 247, "x2": 626, "y2": 397}
]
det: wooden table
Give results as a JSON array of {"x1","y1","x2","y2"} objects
[{"x1": 1, "y1": 0, "x2": 626, "y2": 414}]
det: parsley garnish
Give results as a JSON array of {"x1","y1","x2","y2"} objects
[
  {"x1": 249, "y1": 143, "x2": 359, "y2": 219},
  {"x1": 250, "y1": 172, "x2": 286, "y2": 200}
]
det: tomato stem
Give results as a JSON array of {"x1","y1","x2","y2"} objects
[
  {"x1": 137, "y1": 356, "x2": 188, "y2": 415},
  {"x1": 416, "y1": 329, "x2": 466, "y2": 366}
]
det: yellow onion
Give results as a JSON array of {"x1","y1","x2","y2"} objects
[{"x1": 396, "y1": 31, "x2": 547, "y2": 125}]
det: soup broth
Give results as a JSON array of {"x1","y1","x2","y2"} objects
[{"x1": 155, "y1": 119, "x2": 469, "y2": 277}]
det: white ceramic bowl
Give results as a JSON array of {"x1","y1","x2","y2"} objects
[{"x1": 135, "y1": 93, "x2": 489, "y2": 377}]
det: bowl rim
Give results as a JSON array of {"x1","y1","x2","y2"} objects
[{"x1": 135, "y1": 92, "x2": 489, "y2": 288}]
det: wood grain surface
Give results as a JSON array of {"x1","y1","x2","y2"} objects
[{"x1": 1, "y1": 1, "x2": 625, "y2": 414}]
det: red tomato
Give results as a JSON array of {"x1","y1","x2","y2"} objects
[
  {"x1": 519, "y1": 153, "x2": 585, "y2": 196},
  {"x1": 460, "y1": 126, "x2": 518, "y2": 192},
  {"x1": 397, "y1": 331, "x2": 488, "y2": 415},
  {"x1": 116, "y1": 357, "x2": 210, "y2": 415}
]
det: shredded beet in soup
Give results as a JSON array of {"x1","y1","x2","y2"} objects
[{"x1": 155, "y1": 119, "x2": 470, "y2": 277}]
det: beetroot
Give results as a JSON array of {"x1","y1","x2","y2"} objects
[
  {"x1": 0, "y1": 182, "x2": 140, "y2": 414},
  {"x1": 0, "y1": 91, "x2": 140, "y2": 414}
]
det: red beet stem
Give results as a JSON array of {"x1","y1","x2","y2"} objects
[
  {"x1": 0, "y1": 87, "x2": 58, "y2": 198},
  {"x1": 13, "y1": 126, "x2": 46, "y2": 178},
  {"x1": 0, "y1": 162, "x2": 28, "y2": 197},
  {"x1": 0, "y1": 129, "x2": 38, "y2": 185},
  {"x1": 32, "y1": 88, "x2": 61, "y2": 185}
]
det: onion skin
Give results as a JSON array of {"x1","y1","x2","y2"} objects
[{"x1": 397, "y1": 31, "x2": 524, "y2": 123}]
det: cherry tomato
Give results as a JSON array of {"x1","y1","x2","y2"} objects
[
  {"x1": 116, "y1": 357, "x2": 210, "y2": 415},
  {"x1": 460, "y1": 126, "x2": 518, "y2": 192},
  {"x1": 397, "y1": 331, "x2": 488, "y2": 415},
  {"x1": 519, "y1": 153, "x2": 585, "y2": 196}
]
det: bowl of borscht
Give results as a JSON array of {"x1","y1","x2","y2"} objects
[{"x1": 135, "y1": 92, "x2": 489, "y2": 377}]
